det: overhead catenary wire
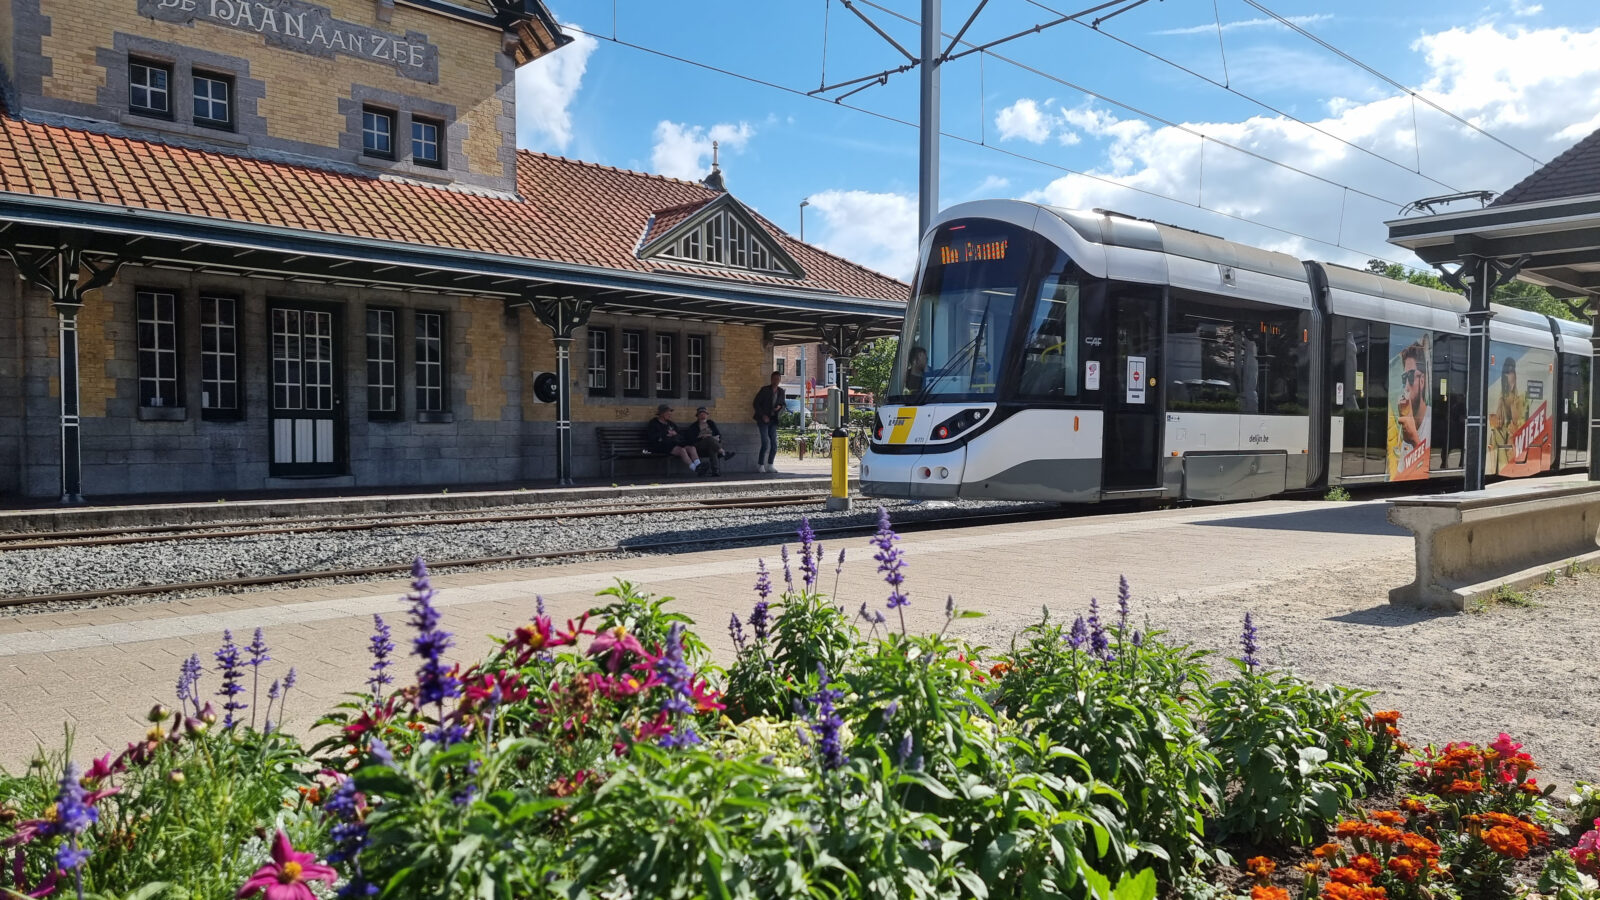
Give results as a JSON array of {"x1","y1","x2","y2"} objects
[
  {"x1": 1239, "y1": 0, "x2": 1545, "y2": 167},
  {"x1": 853, "y1": 0, "x2": 1416, "y2": 210},
  {"x1": 560, "y1": 23, "x2": 1414, "y2": 268}
]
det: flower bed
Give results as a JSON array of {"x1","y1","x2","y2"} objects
[{"x1": 2, "y1": 509, "x2": 1597, "y2": 899}]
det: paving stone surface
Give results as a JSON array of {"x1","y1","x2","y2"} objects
[{"x1": 0, "y1": 495, "x2": 1417, "y2": 769}]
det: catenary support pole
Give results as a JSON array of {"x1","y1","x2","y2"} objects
[
  {"x1": 1462, "y1": 257, "x2": 1494, "y2": 492},
  {"x1": 918, "y1": 0, "x2": 940, "y2": 238},
  {"x1": 1589, "y1": 324, "x2": 1600, "y2": 482},
  {"x1": 520, "y1": 292, "x2": 594, "y2": 487}
]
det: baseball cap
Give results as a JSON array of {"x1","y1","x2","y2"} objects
[
  {"x1": 656, "y1": 403, "x2": 672, "y2": 414},
  {"x1": 695, "y1": 406, "x2": 709, "y2": 414}
]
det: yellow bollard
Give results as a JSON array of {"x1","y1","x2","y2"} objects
[{"x1": 827, "y1": 428, "x2": 851, "y2": 510}]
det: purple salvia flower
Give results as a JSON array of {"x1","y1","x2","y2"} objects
[
  {"x1": 656, "y1": 623, "x2": 700, "y2": 748},
  {"x1": 1117, "y1": 576, "x2": 1132, "y2": 634},
  {"x1": 755, "y1": 559, "x2": 772, "y2": 601},
  {"x1": 836, "y1": 547, "x2": 847, "y2": 575},
  {"x1": 1068, "y1": 615, "x2": 1088, "y2": 651},
  {"x1": 896, "y1": 731, "x2": 914, "y2": 768},
  {"x1": 1088, "y1": 598, "x2": 1112, "y2": 662},
  {"x1": 176, "y1": 653, "x2": 203, "y2": 716},
  {"x1": 52, "y1": 762, "x2": 95, "y2": 878},
  {"x1": 883, "y1": 700, "x2": 899, "y2": 721},
  {"x1": 945, "y1": 595, "x2": 955, "y2": 619},
  {"x1": 810, "y1": 664, "x2": 845, "y2": 771},
  {"x1": 246, "y1": 627, "x2": 270, "y2": 730},
  {"x1": 780, "y1": 544, "x2": 794, "y2": 591},
  {"x1": 407, "y1": 558, "x2": 461, "y2": 743},
  {"x1": 728, "y1": 613, "x2": 747, "y2": 653},
  {"x1": 1132, "y1": 630, "x2": 1143, "y2": 647},
  {"x1": 213, "y1": 630, "x2": 247, "y2": 729},
  {"x1": 1241, "y1": 612, "x2": 1260, "y2": 672},
  {"x1": 871, "y1": 507, "x2": 909, "y2": 611},
  {"x1": 536, "y1": 595, "x2": 546, "y2": 618},
  {"x1": 796, "y1": 519, "x2": 819, "y2": 589},
  {"x1": 749, "y1": 598, "x2": 771, "y2": 644},
  {"x1": 367, "y1": 614, "x2": 395, "y2": 696},
  {"x1": 370, "y1": 736, "x2": 395, "y2": 767}
]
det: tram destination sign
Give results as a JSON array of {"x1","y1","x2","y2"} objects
[
  {"x1": 139, "y1": 0, "x2": 440, "y2": 82},
  {"x1": 937, "y1": 238, "x2": 1009, "y2": 265}
]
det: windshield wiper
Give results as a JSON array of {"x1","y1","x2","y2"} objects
[{"x1": 912, "y1": 315, "x2": 989, "y2": 406}]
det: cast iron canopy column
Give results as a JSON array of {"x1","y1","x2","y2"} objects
[
  {"x1": 520, "y1": 291, "x2": 595, "y2": 485},
  {"x1": 819, "y1": 321, "x2": 875, "y2": 426},
  {"x1": 1437, "y1": 254, "x2": 1528, "y2": 492},
  {"x1": 0, "y1": 236, "x2": 125, "y2": 503}
]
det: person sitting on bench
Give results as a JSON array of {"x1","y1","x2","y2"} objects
[
  {"x1": 646, "y1": 404, "x2": 703, "y2": 473},
  {"x1": 682, "y1": 406, "x2": 735, "y2": 476}
]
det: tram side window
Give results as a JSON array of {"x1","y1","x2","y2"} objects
[
  {"x1": 1017, "y1": 273, "x2": 1080, "y2": 400},
  {"x1": 1167, "y1": 295, "x2": 1308, "y2": 415}
]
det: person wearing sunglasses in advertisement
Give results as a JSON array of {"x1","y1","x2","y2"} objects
[{"x1": 1396, "y1": 342, "x2": 1431, "y2": 464}]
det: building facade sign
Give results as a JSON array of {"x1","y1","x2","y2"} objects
[{"x1": 138, "y1": 0, "x2": 440, "y2": 82}]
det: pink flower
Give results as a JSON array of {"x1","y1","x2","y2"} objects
[
  {"x1": 236, "y1": 830, "x2": 338, "y2": 900},
  {"x1": 82, "y1": 752, "x2": 123, "y2": 786},
  {"x1": 1489, "y1": 732, "x2": 1522, "y2": 757},
  {"x1": 588, "y1": 627, "x2": 646, "y2": 673}
]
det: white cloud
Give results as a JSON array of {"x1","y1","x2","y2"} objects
[
  {"x1": 1016, "y1": 24, "x2": 1600, "y2": 268},
  {"x1": 805, "y1": 190, "x2": 918, "y2": 281},
  {"x1": 515, "y1": 28, "x2": 597, "y2": 152},
  {"x1": 995, "y1": 98, "x2": 1053, "y2": 143},
  {"x1": 1511, "y1": 1, "x2": 1543, "y2": 16},
  {"x1": 1153, "y1": 14, "x2": 1332, "y2": 37},
  {"x1": 975, "y1": 175, "x2": 1012, "y2": 195},
  {"x1": 650, "y1": 120, "x2": 755, "y2": 180}
]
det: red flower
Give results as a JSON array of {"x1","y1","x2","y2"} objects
[
  {"x1": 235, "y1": 830, "x2": 338, "y2": 900},
  {"x1": 689, "y1": 677, "x2": 726, "y2": 714}
]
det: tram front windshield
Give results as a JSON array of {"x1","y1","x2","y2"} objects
[{"x1": 889, "y1": 220, "x2": 1031, "y2": 403}]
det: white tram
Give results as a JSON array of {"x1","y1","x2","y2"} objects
[{"x1": 860, "y1": 201, "x2": 1592, "y2": 502}]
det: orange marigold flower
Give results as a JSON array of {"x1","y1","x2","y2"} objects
[
  {"x1": 989, "y1": 662, "x2": 1012, "y2": 678},
  {"x1": 1251, "y1": 887, "x2": 1290, "y2": 900},
  {"x1": 1483, "y1": 825, "x2": 1531, "y2": 859},
  {"x1": 1520, "y1": 779, "x2": 1541, "y2": 794},
  {"x1": 1399, "y1": 797, "x2": 1428, "y2": 814},
  {"x1": 1300, "y1": 861, "x2": 1324, "y2": 874},
  {"x1": 1246, "y1": 857, "x2": 1276, "y2": 879},
  {"x1": 1314, "y1": 842, "x2": 1344, "y2": 859},
  {"x1": 1351, "y1": 853, "x2": 1382, "y2": 877},
  {"x1": 1371, "y1": 710, "x2": 1402, "y2": 726},
  {"x1": 1400, "y1": 833, "x2": 1441, "y2": 858},
  {"x1": 1330, "y1": 866, "x2": 1373, "y2": 886},
  {"x1": 1443, "y1": 779, "x2": 1482, "y2": 794},
  {"x1": 1387, "y1": 857, "x2": 1421, "y2": 882},
  {"x1": 1369, "y1": 810, "x2": 1407, "y2": 826},
  {"x1": 1336, "y1": 821, "x2": 1370, "y2": 838},
  {"x1": 1323, "y1": 884, "x2": 1390, "y2": 900},
  {"x1": 1368, "y1": 826, "x2": 1404, "y2": 845}
]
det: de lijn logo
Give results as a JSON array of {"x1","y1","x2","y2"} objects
[{"x1": 139, "y1": 0, "x2": 440, "y2": 83}]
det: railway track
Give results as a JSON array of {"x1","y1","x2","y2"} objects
[
  {"x1": 0, "y1": 503, "x2": 1069, "y2": 611},
  {"x1": 0, "y1": 493, "x2": 823, "y2": 552}
]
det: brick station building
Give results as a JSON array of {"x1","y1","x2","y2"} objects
[{"x1": 0, "y1": 0, "x2": 907, "y2": 500}]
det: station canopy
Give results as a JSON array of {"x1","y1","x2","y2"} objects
[{"x1": 1388, "y1": 126, "x2": 1600, "y2": 311}]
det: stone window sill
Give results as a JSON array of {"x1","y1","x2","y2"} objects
[
  {"x1": 416, "y1": 411, "x2": 454, "y2": 424},
  {"x1": 137, "y1": 406, "x2": 188, "y2": 422}
]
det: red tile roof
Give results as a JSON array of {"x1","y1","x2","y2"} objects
[{"x1": 0, "y1": 115, "x2": 910, "y2": 302}]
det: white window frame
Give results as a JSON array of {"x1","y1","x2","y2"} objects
[
  {"x1": 192, "y1": 72, "x2": 231, "y2": 128},
  {"x1": 621, "y1": 330, "x2": 643, "y2": 394},
  {"x1": 199, "y1": 295, "x2": 238, "y2": 415},
  {"x1": 411, "y1": 117, "x2": 442, "y2": 167},
  {"x1": 137, "y1": 290, "x2": 180, "y2": 407},
  {"x1": 586, "y1": 328, "x2": 609, "y2": 392},
  {"x1": 129, "y1": 59, "x2": 171, "y2": 117},
  {"x1": 686, "y1": 334, "x2": 706, "y2": 397},
  {"x1": 414, "y1": 311, "x2": 445, "y2": 412},
  {"x1": 366, "y1": 307, "x2": 398, "y2": 418},
  {"x1": 654, "y1": 333, "x2": 675, "y2": 395},
  {"x1": 362, "y1": 108, "x2": 394, "y2": 158}
]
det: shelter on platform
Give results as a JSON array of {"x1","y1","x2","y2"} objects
[
  {"x1": 1388, "y1": 125, "x2": 1600, "y2": 486},
  {"x1": 0, "y1": 0, "x2": 906, "y2": 500}
]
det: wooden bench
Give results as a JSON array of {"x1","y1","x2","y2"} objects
[
  {"x1": 595, "y1": 425, "x2": 678, "y2": 479},
  {"x1": 1387, "y1": 481, "x2": 1600, "y2": 610}
]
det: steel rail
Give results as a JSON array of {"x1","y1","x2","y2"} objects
[
  {"x1": 0, "y1": 495, "x2": 823, "y2": 552},
  {"x1": 0, "y1": 505, "x2": 1069, "y2": 610}
]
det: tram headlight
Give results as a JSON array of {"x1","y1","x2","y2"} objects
[{"x1": 930, "y1": 408, "x2": 990, "y2": 441}]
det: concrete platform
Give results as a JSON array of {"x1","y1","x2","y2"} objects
[
  {"x1": 0, "y1": 493, "x2": 1402, "y2": 771},
  {"x1": 0, "y1": 454, "x2": 859, "y2": 533}
]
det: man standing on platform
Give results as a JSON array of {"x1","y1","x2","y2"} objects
[{"x1": 753, "y1": 370, "x2": 786, "y2": 473}]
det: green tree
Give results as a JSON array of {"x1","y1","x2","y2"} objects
[
  {"x1": 1364, "y1": 259, "x2": 1580, "y2": 321},
  {"x1": 848, "y1": 336, "x2": 898, "y2": 403}
]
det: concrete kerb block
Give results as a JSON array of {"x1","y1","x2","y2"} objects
[{"x1": 1388, "y1": 482, "x2": 1600, "y2": 612}]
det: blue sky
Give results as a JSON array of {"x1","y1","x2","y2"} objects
[{"x1": 515, "y1": 1, "x2": 1600, "y2": 282}]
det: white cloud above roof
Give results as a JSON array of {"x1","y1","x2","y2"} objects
[
  {"x1": 805, "y1": 189, "x2": 918, "y2": 280},
  {"x1": 651, "y1": 121, "x2": 755, "y2": 181},
  {"x1": 514, "y1": 27, "x2": 597, "y2": 152}
]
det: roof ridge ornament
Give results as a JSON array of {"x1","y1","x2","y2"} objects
[{"x1": 702, "y1": 140, "x2": 727, "y2": 193}]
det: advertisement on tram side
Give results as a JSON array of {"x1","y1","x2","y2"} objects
[
  {"x1": 1387, "y1": 326, "x2": 1432, "y2": 481},
  {"x1": 1488, "y1": 341, "x2": 1555, "y2": 477}
]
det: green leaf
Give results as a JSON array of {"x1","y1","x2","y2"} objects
[{"x1": 1113, "y1": 869, "x2": 1158, "y2": 900}]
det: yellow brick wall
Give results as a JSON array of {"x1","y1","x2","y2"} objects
[
  {"x1": 460, "y1": 295, "x2": 505, "y2": 419},
  {"x1": 0, "y1": 4, "x2": 14, "y2": 96},
  {"x1": 75, "y1": 284, "x2": 116, "y2": 417},
  {"x1": 35, "y1": 0, "x2": 507, "y2": 171}
]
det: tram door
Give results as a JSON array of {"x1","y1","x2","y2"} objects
[
  {"x1": 1102, "y1": 291, "x2": 1163, "y2": 489},
  {"x1": 267, "y1": 301, "x2": 346, "y2": 477}
]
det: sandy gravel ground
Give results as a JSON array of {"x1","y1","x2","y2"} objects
[{"x1": 969, "y1": 557, "x2": 1600, "y2": 794}]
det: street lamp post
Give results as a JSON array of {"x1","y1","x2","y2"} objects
[{"x1": 799, "y1": 198, "x2": 810, "y2": 242}]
